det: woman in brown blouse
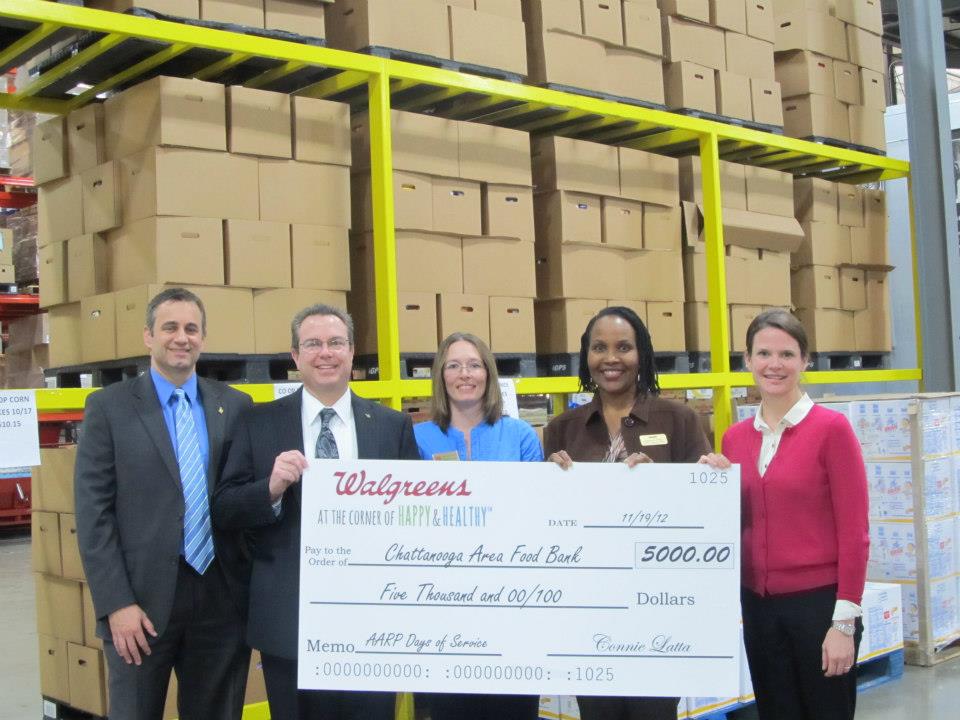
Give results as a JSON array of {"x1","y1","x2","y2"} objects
[{"x1": 543, "y1": 305, "x2": 717, "y2": 720}]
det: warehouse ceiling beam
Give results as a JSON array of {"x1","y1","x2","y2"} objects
[
  {"x1": 17, "y1": 32, "x2": 126, "y2": 100},
  {"x1": 191, "y1": 51, "x2": 253, "y2": 81},
  {"x1": 296, "y1": 69, "x2": 369, "y2": 100},
  {"x1": 392, "y1": 84, "x2": 470, "y2": 112},
  {"x1": 244, "y1": 59, "x2": 308, "y2": 90},
  {"x1": 622, "y1": 128, "x2": 700, "y2": 152},
  {"x1": 0, "y1": 21, "x2": 59, "y2": 72}
]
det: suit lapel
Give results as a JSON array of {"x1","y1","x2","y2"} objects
[
  {"x1": 199, "y1": 378, "x2": 224, "y2": 493},
  {"x1": 131, "y1": 373, "x2": 181, "y2": 489},
  {"x1": 283, "y1": 389, "x2": 307, "y2": 506},
  {"x1": 352, "y1": 393, "x2": 377, "y2": 459}
]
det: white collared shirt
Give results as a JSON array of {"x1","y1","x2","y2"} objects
[
  {"x1": 753, "y1": 393, "x2": 861, "y2": 621},
  {"x1": 301, "y1": 387, "x2": 358, "y2": 461}
]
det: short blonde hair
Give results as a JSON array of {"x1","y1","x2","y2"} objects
[{"x1": 430, "y1": 333, "x2": 503, "y2": 432}]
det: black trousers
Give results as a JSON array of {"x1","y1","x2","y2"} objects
[
  {"x1": 575, "y1": 696, "x2": 680, "y2": 720},
  {"x1": 418, "y1": 692, "x2": 540, "y2": 720},
  {"x1": 260, "y1": 653, "x2": 395, "y2": 720},
  {"x1": 104, "y1": 558, "x2": 249, "y2": 720},
  {"x1": 741, "y1": 586, "x2": 863, "y2": 720}
]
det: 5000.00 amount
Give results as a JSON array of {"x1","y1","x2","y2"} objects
[{"x1": 635, "y1": 544, "x2": 734, "y2": 569}]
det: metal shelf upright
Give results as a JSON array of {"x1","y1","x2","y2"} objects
[{"x1": 0, "y1": 0, "x2": 920, "y2": 444}]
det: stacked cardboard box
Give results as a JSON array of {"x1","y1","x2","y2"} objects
[
  {"x1": 679, "y1": 157, "x2": 802, "y2": 353},
  {"x1": 522, "y1": 0, "x2": 664, "y2": 103},
  {"x1": 31, "y1": 446, "x2": 268, "y2": 716},
  {"x1": 774, "y1": 0, "x2": 887, "y2": 149},
  {"x1": 34, "y1": 76, "x2": 352, "y2": 368},
  {"x1": 532, "y1": 136, "x2": 686, "y2": 354},
  {"x1": 3, "y1": 313, "x2": 49, "y2": 389},
  {"x1": 660, "y1": 0, "x2": 783, "y2": 126},
  {"x1": 86, "y1": 0, "x2": 330, "y2": 35},
  {"x1": 0, "y1": 226, "x2": 13, "y2": 286},
  {"x1": 327, "y1": 0, "x2": 526, "y2": 77},
  {"x1": 790, "y1": 178, "x2": 890, "y2": 352},
  {"x1": 348, "y1": 109, "x2": 537, "y2": 355}
]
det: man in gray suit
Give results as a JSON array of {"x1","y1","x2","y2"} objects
[
  {"x1": 213, "y1": 303, "x2": 420, "y2": 720},
  {"x1": 75, "y1": 287, "x2": 253, "y2": 720}
]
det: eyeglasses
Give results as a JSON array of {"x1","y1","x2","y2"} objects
[
  {"x1": 443, "y1": 360, "x2": 486, "y2": 374},
  {"x1": 299, "y1": 337, "x2": 350, "y2": 353}
]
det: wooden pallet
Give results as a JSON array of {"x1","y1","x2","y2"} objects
[{"x1": 905, "y1": 635, "x2": 960, "y2": 667}]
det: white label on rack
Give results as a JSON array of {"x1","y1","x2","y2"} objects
[
  {"x1": 498, "y1": 378, "x2": 519, "y2": 419},
  {"x1": 274, "y1": 383, "x2": 303, "y2": 400},
  {"x1": 42, "y1": 699, "x2": 57, "y2": 718},
  {"x1": 0, "y1": 390, "x2": 40, "y2": 469}
]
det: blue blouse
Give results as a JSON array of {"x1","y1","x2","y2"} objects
[{"x1": 414, "y1": 415, "x2": 544, "y2": 462}]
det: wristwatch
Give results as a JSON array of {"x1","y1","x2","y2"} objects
[{"x1": 832, "y1": 620, "x2": 856, "y2": 636}]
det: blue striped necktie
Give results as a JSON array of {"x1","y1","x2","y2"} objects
[{"x1": 172, "y1": 388, "x2": 214, "y2": 574}]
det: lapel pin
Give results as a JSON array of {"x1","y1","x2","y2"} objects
[{"x1": 218, "y1": 407, "x2": 224, "y2": 414}]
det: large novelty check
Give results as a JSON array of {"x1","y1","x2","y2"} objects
[{"x1": 297, "y1": 459, "x2": 740, "y2": 697}]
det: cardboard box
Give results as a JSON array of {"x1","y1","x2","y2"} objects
[
  {"x1": 432, "y1": 178, "x2": 482, "y2": 236},
  {"x1": 107, "y1": 216, "x2": 224, "y2": 291},
  {"x1": 710, "y1": 0, "x2": 746, "y2": 33},
  {"x1": 678, "y1": 156, "x2": 747, "y2": 210},
  {"x1": 745, "y1": 166, "x2": 793, "y2": 218},
  {"x1": 625, "y1": 249, "x2": 684, "y2": 301},
  {"x1": 835, "y1": 0, "x2": 883, "y2": 35},
  {"x1": 35, "y1": 574, "x2": 84, "y2": 643},
  {"x1": 775, "y1": 50, "x2": 835, "y2": 99},
  {"x1": 259, "y1": 160, "x2": 350, "y2": 226},
  {"x1": 860, "y1": 67, "x2": 886, "y2": 109},
  {"x1": 662, "y1": 15, "x2": 726, "y2": 70},
  {"x1": 351, "y1": 109, "x2": 459, "y2": 178},
  {"x1": 683, "y1": 301, "x2": 710, "y2": 351},
  {"x1": 849, "y1": 226, "x2": 887, "y2": 267},
  {"x1": 449, "y1": 5, "x2": 527, "y2": 75},
  {"x1": 396, "y1": 292, "x2": 440, "y2": 353},
  {"x1": 619, "y1": 148, "x2": 679, "y2": 207},
  {"x1": 838, "y1": 185, "x2": 864, "y2": 227},
  {"x1": 39, "y1": 241, "x2": 67, "y2": 309},
  {"x1": 33, "y1": 117, "x2": 68, "y2": 185},
  {"x1": 68, "y1": 642, "x2": 107, "y2": 717},
  {"x1": 659, "y1": 0, "x2": 709, "y2": 24},
  {"x1": 665, "y1": 61, "x2": 717, "y2": 113},
  {"x1": 599, "y1": 46, "x2": 665, "y2": 105},
  {"x1": 792, "y1": 265, "x2": 841, "y2": 309},
  {"x1": 796, "y1": 221, "x2": 852, "y2": 267},
  {"x1": 59, "y1": 513, "x2": 84, "y2": 581},
  {"x1": 782, "y1": 94, "x2": 850, "y2": 141},
  {"x1": 462, "y1": 236, "x2": 536, "y2": 297},
  {"x1": 104, "y1": 76, "x2": 226, "y2": 160},
  {"x1": 291, "y1": 96, "x2": 350, "y2": 166},
  {"x1": 833, "y1": 60, "x2": 861, "y2": 104},
  {"x1": 796, "y1": 307, "x2": 855, "y2": 351},
  {"x1": 862, "y1": 187, "x2": 887, "y2": 243},
  {"x1": 774, "y1": 9, "x2": 848, "y2": 60},
  {"x1": 751, "y1": 78, "x2": 784, "y2": 126},
  {"x1": 81, "y1": 584, "x2": 100, "y2": 648},
  {"x1": 534, "y1": 190, "x2": 602, "y2": 245},
  {"x1": 849, "y1": 105, "x2": 886, "y2": 151},
  {"x1": 326, "y1": 0, "x2": 449, "y2": 57},
  {"x1": 602, "y1": 198, "x2": 644, "y2": 250},
  {"x1": 253, "y1": 288, "x2": 347, "y2": 353},
  {"x1": 745, "y1": 0, "x2": 775, "y2": 42},
  {"x1": 523, "y1": 0, "x2": 582, "y2": 34},
  {"x1": 264, "y1": 0, "x2": 326, "y2": 36},
  {"x1": 459, "y1": 122, "x2": 531, "y2": 186},
  {"x1": 846, "y1": 23, "x2": 884, "y2": 72},
  {"x1": 730, "y1": 304, "x2": 764, "y2": 352},
  {"x1": 228, "y1": 86, "x2": 292, "y2": 158},
  {"x1": 532, "y1": 135, "x2": 619, "y2": 197},
  {"x1": 119, "y1": 147, "x2": 260, "y2": 223},
  {"x1": 352, "y1": 232, "x2": 463, "y2": 294},
  {"x1": 683, "y1": 245, "x2": 752, "y2": 304},
  {"x1": 755, "y1": 248, "x2": 791, "y2": 305},
  {"x1": 839, "y1": 266, "x2": 867, "y2": 311},
  {"x1": 489, "y1": 296, "x2": 535, "y2": 353},
  {"x1": 32, "y1": 511, "x2": 62, "y2": 576},
  {"x1": 725, "y1": 32, "x2": 775, "y2": 81},
  {"x1": 646, "y1": 300, "x2": 685, "y2": 351},
  {"x1": 438, "y1": 293, "x2": 490, "y2": 344},
  {"x1": 291, "y1": 224, "x2": 350, "y2": 290},
  {"x1": 81, "y1": 292, "x2": 117, "y2": 362},
  {"x1": 67, "y1": 233, "x2": 109, "y2": 302},
  {"x1": 224, "y1": 220, "x2": 291, "y2": 288},
  {"x1": 353, "y1": 170, "x2": 433, "y2": 232},
  {"x1": 642, "y1": 204, "x2": 682, "y2": 251},
  {"x1": 33, "y1": 446, "x2": 77, "y2": 514},
  {"x1": 0, "y1": 263, "x2": 13, "y2": 284},
  {"x1": 81, "y1": 161, "x2": 120, "y2": 234},
  {"x1": 38, "y1": 175, "x2": 84, "y2": 245},
  {"x1": 534, "y1": 298, "x2": 606, "y2": 353},
  {"x1": 716, "y1": 71, "x2": 753, "y2": 122},
  {"x1": 476, "y1": 0, "x2": 523, "y2": 21},
  {"x1": 582, "y1": 0, "x2": 623, "y2": 43},
  {"x1": 200, "y1": 0, "x2": 264, "y2": 26},
  {"x1": 536, "y1": 242, "x2": 628, "y2": 299},
  {"x1": 853, "y1": 270, "x2": 891, "y2": 351},
  {"x1": 623, "y1": 1, "x2": 663, "y2": 55},
  {"x1": 794, "y1": 177, "x2": 838, "y2": 223},
  {"x1": 88, "y1": 0, "x2": 198, "y2": 16},
  {"x1": 0, "y1": 228, "x2": 10, "y2": 265},
  {"x1": 48, "y1": 305, "x2": 82, "y2": 368},
  {"x1": 37, "y1": 635, "x2": 70, "y2": 704},
  {"x1": 482, "y1": 184, "x2": 535, "y2": 241},
  {"x1": 683, "y1": 201, "x2": 804, "y2": 252}
]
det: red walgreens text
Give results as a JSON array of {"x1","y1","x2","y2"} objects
[{"x1": 334, "y1": 470, "x2": 472, "y2": 506}]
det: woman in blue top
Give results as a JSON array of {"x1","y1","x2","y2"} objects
[{"x1": 414, "y1": 331, "x2": 543, "y2": 720}]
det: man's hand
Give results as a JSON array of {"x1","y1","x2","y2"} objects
[
  {"x1": 108, "y1": 604, "x2": 157, "y2": 665},
  {"x1": 268, "y1": 450, "x2": 309, "y2": 502}
]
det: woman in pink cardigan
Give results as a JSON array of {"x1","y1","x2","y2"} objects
[{"x1": 722, "y1": 309, "x2": 869, "y2": 720}]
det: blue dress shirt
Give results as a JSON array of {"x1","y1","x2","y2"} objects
[
  {"x1": 414, "y1": 415, "x2": 543, "y2": 462},
  {"x1": 150, "y1": 369, "x2": 210, "y2": 472}
]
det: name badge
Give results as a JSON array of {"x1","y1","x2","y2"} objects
[
  {"x1": 639, "y1": 433, "x2": 668, "y2": 447},
  {"x1": 432, "y1": 451, "x2": 461, "y2": 461}
]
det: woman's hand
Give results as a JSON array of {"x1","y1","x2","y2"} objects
[
  {"x1": 698, "y1": 453, "x2": 731, "y2": 469},
  {"x1": 624, "y1": 452, "x2": 652, "y2": 468},
  {"x1": 548, "y1": 450, "x2": 573, "y2": 470},
  {"x1": 822, "y1": 626, "x2": 856, "y2": 677}
]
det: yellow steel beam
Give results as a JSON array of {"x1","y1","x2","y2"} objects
[
  {"x1": 296, "y1": 69, "x2": 368, "y2": 99},
  {"x1": 392, "y1": 84, "x2": 469, "y2": 112},
  {"x1": 244, "y1": 60, "x2": 307, "y2": 89},
  {"x1": 192, "y1": 52, "x2": 253, "y2": 81},
  {"x1": 0, "y1": 92, "x2": 66, "y2": 114},
  {"x1": 621, "y1": 128, "x2": 697, "y2": 151},
  {"x1": 513, "y1": 108, "x2": 594, "y2": 133},
  {"x1": 18, "y1": 32, "x2": 127, "y2": 99},
  {"x1": 0, "y1": 21, "x2": 60, "y2": 71}
]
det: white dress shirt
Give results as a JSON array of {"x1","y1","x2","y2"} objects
[
  {"x1": 754, "y1": 393, "x2": 861, "y2": 621},
  {"x1": 301, "y1": 387, "x2": 358, "y2": 461}
]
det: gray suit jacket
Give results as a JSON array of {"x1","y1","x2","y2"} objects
[
  {"x1": 74, "y1": 372, "x2": 253, "y2": 639},
  {"x1": 212, "y1": 388, "x2": 420, "y2": 659}
]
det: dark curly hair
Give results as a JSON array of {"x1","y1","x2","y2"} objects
[{"x1": 578, "y1": 306, "x2": 660, "y2": 396}]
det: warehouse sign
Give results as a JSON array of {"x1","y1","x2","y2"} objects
[{"x1": 0, "y1": 390, "x2": 40, "y2": 469}]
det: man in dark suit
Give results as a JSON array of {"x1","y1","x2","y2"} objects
[
  {"x1": 75, "y1": 287, "x2": 253, "y2": 720},
  {"x1": 213, "y1": 303, "x2": 419, "y2": 720}
]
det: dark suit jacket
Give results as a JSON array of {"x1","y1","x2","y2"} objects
[
  {"x1": 74, "y1": 373, "x2": 253, "y2": 639},
  {"x1": 212, "y1": 388, "x2": 420, "y2": 659}
]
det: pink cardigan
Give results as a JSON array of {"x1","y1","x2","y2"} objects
[{"x1": 722, "y1": 404, "x2": 869, "y2": 604}]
